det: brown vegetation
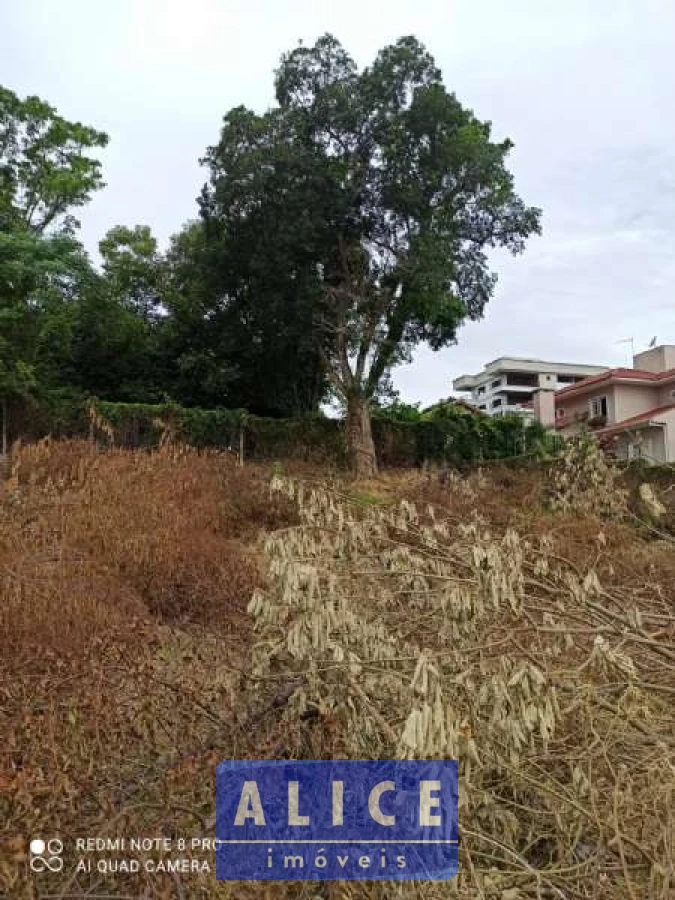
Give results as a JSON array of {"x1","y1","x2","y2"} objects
[
  {"x1": 0, "y1": 440, "x2": 294, "y2": 898},
  {"x1": 1, "y1": 440, "x2": 673, "y2": 898}
]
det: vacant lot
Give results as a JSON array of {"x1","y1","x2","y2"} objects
[{"x1": 1, "y1": 440, "x2": 673, "y2": 899}]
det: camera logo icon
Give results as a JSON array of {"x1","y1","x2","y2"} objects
[{"x1": 30, "y1": 838, "x2": 64, "y2": 873}]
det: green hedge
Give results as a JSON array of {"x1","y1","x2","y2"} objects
[
  {"x1": 90, "y1": 401, "x2": 347, "y2": 463},
  {"x1": 10, "y1": 393, "x2": 562, "y2": 468},
  {"x1": 372, "y1": 401, "x2": 562, "y2": 467}
]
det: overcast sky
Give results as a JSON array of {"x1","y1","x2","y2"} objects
[{"x1": 2, "y1": 0, "x2": 674, "y2": 406}]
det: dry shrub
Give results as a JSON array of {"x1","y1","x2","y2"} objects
[
  {"x1": 2, "y1": 444, "x2": 673, "y2": 899},
  {"x1": 409, "y1": 464, "x2": 545, "y2": 535},
  {"x1": 241, "y1": 472, "x2": 674, "y2": 899},
  {"x1": 2, "y1": 439, "x2": 266, "y2": 641},
  {"x1": 220, "y1": 469, "x2": 300, "y2": 539},
  {"x1": 548, "y1": 434, "x2": 628, "y2": 518},
  {"x1": 1, "y1": 439, "x2": 282, "y2": 898},
  {"x1": 1, "y1": 621, "x2": 243, "y2": 899}
]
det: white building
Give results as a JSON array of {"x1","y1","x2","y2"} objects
[{"x1": 453, "y1": 357, "x2": 608, "y2": 419}]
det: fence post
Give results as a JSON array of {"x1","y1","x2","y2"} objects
[{"x1": 1, "y1": 397, "x2": 7, "y2": 457}]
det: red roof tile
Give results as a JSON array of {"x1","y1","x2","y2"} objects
[
  {"x1": 597, "y1": 403, "x2": 675, "y2": 436},
  {"x1": 556, "y1": 367, "x2": 675, "y2": 397}
]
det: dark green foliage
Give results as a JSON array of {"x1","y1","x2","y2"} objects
[
  {"x1": 91, "y1": 401, "x2": 346, "y2": 462},
  {"x1": 0, "y1": 230, "x2": 92, "y2": 415},
  {"x1": 1, "y1": 69, "x2": 540, "y2": 457},
  {"x1": 160, "y1": 219, "x2": 325, "y2": 415},
  {"x1": 17, "y1": 395, "x2": 559, "y2": 469},
  {"x1": 371, "y1": 401, "x2": 424, "y2": 423},
  {"x1": 372, "y1": 400, "x2": 564, "y2": 466},
  {"x1": 35, "y1": 280, "x2": 165, "y2": 403},
  {"x1": 199, "y1": 34, "x2": 540, "y2": 471},
  {"x1": 0, "y1": 85, "x2": 109, "y2": 442}
]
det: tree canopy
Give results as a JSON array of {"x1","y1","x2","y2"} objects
[
  {"x1": 200, "y1": 34, "x2": 541, "y2": 473},
  {"x1": 1, "y1": 40, "x2": 541, "y2": 469},
  {"x1": 99, "y1": 224, "x2": 165, "y2": 321},
  {"x1": 0, "y1": 85, "x2": 108, "y2": 235},
  {"x1": 0, "y1": 86, "x2": 107, "y2": 444}
]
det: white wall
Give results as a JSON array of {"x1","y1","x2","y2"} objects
[
  {"x1": 658, "y1": 382, "x2": 675, "y2": 406},
  {"x1": 633, "y1": 345, "x2": 675, "y2": 373},
  {"x1": 613, "y1": 384, "x2": 660, "y2": 420}
]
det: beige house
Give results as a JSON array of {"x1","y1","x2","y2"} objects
[{"x1": 534, "y1": 345, "x2": 675, "y2": 463}]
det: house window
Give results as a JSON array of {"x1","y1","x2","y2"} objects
[
  {"x1": 477, "y1": 386, "x2": 486, "y2": 396},
  {"x1": 492, "y1": 398, "x2": 503, "y2": 408},
  {"x1": 506, "y1": 393, "x2": 530, "y2": 406},
  {"x1": 557, "y1": 374, "x2": 576, "y2": 384},
  {"x1": 628, "y1": 442, "x2": 643, "y2": 459},
  {"x1": 478, "y1": 404, "x2": 487, "y2": 410},
  {"x1": 590, "y1": 396, "x2": 608, "y2": 418},
  {"x1": 506, "y1": 373, "x2": 537, "y2": 386},
  {"x1": 491, "y1": 379, "x2": 502, "y2": 389}
]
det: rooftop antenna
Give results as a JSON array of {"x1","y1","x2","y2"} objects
[
  {"x1": 648, "y1": 335, "x2": 657, "y2": 348},
  {"x1": 615, "y1": 337, "x2": 634, "y2": 366}
]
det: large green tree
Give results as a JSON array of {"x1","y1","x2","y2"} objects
[
  {"x1": 201, "y1": 35, "x2": 540, "y2": 474},
  {"x1": 0, "y1": 85, "x2": 108, "y2": 443}
]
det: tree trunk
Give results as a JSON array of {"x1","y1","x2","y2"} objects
[{"x1": 346, "y1": 394, "x2": 377, "y2": 478}]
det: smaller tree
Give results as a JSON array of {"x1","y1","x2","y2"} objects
[
  {"x1": 0, "y1": 85, "x2": 108, "y2": 444},
  {"x1": 0, "y1": 230, "x2": 89, "y2": 449},
  {"x1": 99, "y1": 224, "x2": 165, "y2": 321},
  {"x1": 0, "y1": 85, "x2": 108, "y2": 235},
  {"x1": 160, "y1": 221, "x2": 239, "y2": 408}
]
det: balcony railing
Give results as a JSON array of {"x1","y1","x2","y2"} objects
[
  {"x1": 555, "y1": 410, "x2": 608, "y2": 429},
  {"x1": 555, "y1": 410, "x2": 587, "y2": 429},
  {"x1": 505, "y1": 376, "x2": 539, "y2": 388},
  {"x1": 491, "y1": 404, "x2": 535, "y2": 417},
  {"x1": 500, "y1": 383, "x2": 537, "y2": 393}
]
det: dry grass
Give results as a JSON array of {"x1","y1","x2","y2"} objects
[
  {"x1": 0, "y1": 439, "x2": 295, "y2": 898},
  {"x1": 1, "y1": 439, "x2": 673, "y2": 899},
  {"x1": 241, "y1": 447, "x2": 674, "y2": 899}
]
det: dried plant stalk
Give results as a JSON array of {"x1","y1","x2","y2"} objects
[{"x1": 244, "y1": 473, "x2": 674, "y2": 899}]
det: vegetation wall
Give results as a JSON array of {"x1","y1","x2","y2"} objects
[{"x1": 8, "y1": 394, "x2": 562, "y2": 468}]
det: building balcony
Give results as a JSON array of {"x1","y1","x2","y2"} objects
[
  {"x1": 506, "y1": 382, "x2": 538, "y2": 392},
  {"x1": 453, "y1": 375, "x2": 478, "y2": 391},
  {"x1": 504, "y1": 376, "x2": 539, "y2": 388},
  {"x1": 491, "y1": 404, "x2": 535, "y2": 418},
  {"x1": 555, "y1": 410, "x2": 611, "y2": 430}
]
